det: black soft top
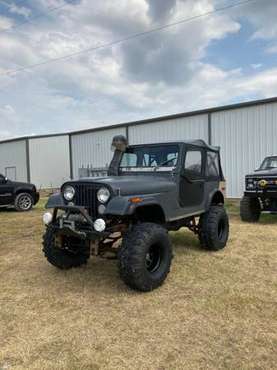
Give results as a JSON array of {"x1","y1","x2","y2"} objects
[
  {"x1": 129, "y1": 140, "x2": 219, "y2": 152},
  {"x1": 185, "y1": 139, "x2": 219, "y2": 152}
]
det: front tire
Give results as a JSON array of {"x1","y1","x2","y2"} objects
[
  {"x1": 42, "y1": 226, "x2": 89, "y2": 269},
  {"x1": 15, "y1": 192, "x2": 33, "y2": 211},
  {"x1": 199, "y1": 205, "x2": 229, "y2": 251},
  {"x1": 118, "y1": 223, "x2": 172, "y2": 292},
  {"x1": 240, "y1": 195, "x2": 261, "y2": 222}
]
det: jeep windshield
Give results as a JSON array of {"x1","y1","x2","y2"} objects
[
  {"x1": 259, "y1": 156, "x2": 277, "y2": 170},
  {"x1": 120, "y1": 144, "x2": 179, "y2": 172}
]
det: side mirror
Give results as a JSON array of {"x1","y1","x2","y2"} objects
[{"x1": 0, "y1": 176, "x2": 8, "y2": 183}]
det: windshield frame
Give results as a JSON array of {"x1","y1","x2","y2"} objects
[
  {"x1": 259, "y1": 156, "x2": 277, "y2": 170},
  {"x1": 119, "y1": 143, "x2": 182, "y2": 173}
]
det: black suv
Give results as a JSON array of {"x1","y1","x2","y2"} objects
[
  {"x1": 42, "y1": 136, "x2": 229, "y2": 292},
  {"x1": 0, "y1": 174, "x2": 39, "y2": 211},
  {"x1": 240, "y1": 156, "x2": 277, "y2": 222}
]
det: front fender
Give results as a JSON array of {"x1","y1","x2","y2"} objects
[
  {"x1": 104, "y1": 195, "x2": 162, "y2": 216},
  {"x1": 45, "y1": 193, "x2": 66, "y2": 209}
]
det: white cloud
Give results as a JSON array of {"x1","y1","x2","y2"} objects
[
  {"x1": 0, "y1": 104, "x2": 20, "y2": 139},
  {"x1": 251, "y1": 63, "x2": 262, "y2": 69},
  {"x1": 238, "y1": 68, "x2": 277, "y2": 96},
  {"x1": 0, "y1": 15, "x2": 13, "y2": 31},
  {"x1": 266, "y1": 45, "x2": 277, "y2": 54},
  {"x1": 0, "y1": 0, "x2": 276, "y2": 140},
  {"x1": 245, "y1": 0, "x2": 277, "y2": 40},
  {"x1": 8, "y1": 3, "x2": 32, "y2": 18}
]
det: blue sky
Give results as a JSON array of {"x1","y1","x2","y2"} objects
[{"x1": 0, "y1": 0, "x2": 277, "y2": 139}]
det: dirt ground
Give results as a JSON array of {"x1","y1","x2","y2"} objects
[{"x1": 0, "y1": 199, "x2": 276, "y2": 370}]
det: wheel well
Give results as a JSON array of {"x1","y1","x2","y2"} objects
[
  {"x1": 15, "y1": 189, "x2": 34, "y2": 199},
  {"x1": 134, "y1": 204, "x2": 166, "y2": 224},
  {"x1": 211, "y1": 191, "x2": 224, "y2": 205}
]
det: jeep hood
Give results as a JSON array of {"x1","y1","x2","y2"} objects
[
  {"x1": 246, "y1": 168, "x2": 277, "y2": 178},
  {"x1": 70, "y1": 176, "x2": 176, "y2": 195}
]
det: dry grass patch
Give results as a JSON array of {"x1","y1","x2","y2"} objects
[{"x1": 0, "y1": 200, "x2": 276, "y2": 369}]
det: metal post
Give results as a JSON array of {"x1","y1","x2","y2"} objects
[{"x1": 25, "y1": 139, "x2": 31, "y2": 183}]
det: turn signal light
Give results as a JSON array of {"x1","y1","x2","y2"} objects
[{"x1": 129, "y1": 197, "x2": 143, "y2": 203}]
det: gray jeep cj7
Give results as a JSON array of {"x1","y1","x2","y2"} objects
[{"x1": 42, "y1": 136, "x2": 229, "y2": 292}]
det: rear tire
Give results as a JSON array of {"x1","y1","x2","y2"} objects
[
  {"x1": 42, "y1": 226, "x2": 89, "y2": 269},
  {"x1": 118, "y1": 223, "x2": 172, "y2": 292},
  {"x1": 15, "y1": 192, "x2": 33, "y2": 211},
  {"x1": 198, "y1": 205, "x2": 229, "y2": 251},
  {"x1": 240, "y1": 196, "x2": 261, "y2": 222}
]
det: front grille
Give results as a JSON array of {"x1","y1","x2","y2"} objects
[
  {"x1": 247, "y1": 178, "x2": 277, "y2": 191},
  {"x1": 74, "y1": 183, "x2": 99, "y2": 218},
  {"x1": 264, "y1": 182, "x2": 277, "y2": 191}
]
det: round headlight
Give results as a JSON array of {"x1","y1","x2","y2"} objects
[
  {"x1": 97, "y1": 187, "x2": 110, "y2": 203},
  {"x1": 63, "y1": 185, "x2": 75, "y2": 201}
]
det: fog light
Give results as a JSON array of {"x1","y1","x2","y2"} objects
[
  {"x1": 259, "y1": 179, "x2": 268, "y2": 188},
  {"x1": 43, "y1": 212, "x2": 53, "y2": 225},
  {"x1": 93, "y1": 218, "x2": 106, "y2": 232}
]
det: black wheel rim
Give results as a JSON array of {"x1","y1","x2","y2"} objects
[
  {"x1": 145, "y1": 244, "x2": 162, "y2": 273},
  {"x1": 218, "y1": 218, "x2": 226, "y2": 240}
]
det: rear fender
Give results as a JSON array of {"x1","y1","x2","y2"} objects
[{"x1": 205, "y1": 190, "x2": 225, "y2": 210}]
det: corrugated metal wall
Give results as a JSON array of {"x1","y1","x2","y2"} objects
[
  {"x1": 1, "y1": 99, "x2": 277, "y2": 196},
  {"x1": 29, "y1": 136, "x2": 70, "y2": 189},
  {"x1": 71, "y1": 127, "x2": 127, "y2": 178},
  {"x1": 211, "y1": 102, "x2": 277, "y2": 197},
  {"x1": 0, "y1": 140, "x2": 27, "y2": 181},
  {"x1": 128, "y1": 114, "x2": 209, "y2": 144}
]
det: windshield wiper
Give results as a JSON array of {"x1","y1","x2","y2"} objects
[{"x1": 153, "y1": 157, "x2": 177, "y2": 172}]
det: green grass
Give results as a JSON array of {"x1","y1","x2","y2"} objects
[
  {"x1": 36, "y1": 196, "x2": 48, "y2": 211},
  {"x1": 225, "y1": 199, "x2": 240, "y2": 215}
]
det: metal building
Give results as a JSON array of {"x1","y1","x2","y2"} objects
[
  {"x1": 128, "y1": 114, "x2": 208, "y2": 145},
  {"x1": 1, "y1": 96, "x2": 277, "y2": 197},
  {"x1": 0, "y1": 139, "x2": 28, "y2": 181},
  {"x1": 211, "y1": 101, "x2": 277, "y2": 197},
  {"x1": 28, "y1": 135, "x2": 71, "y2": 189},
  {"x1": 0, "y1": 134, "x2": 71, "y2": 190},
  {"x1": 71, "y1": 126, "x2": 127, "y2": 179}
]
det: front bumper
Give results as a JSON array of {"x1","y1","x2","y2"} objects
[
  {"x1": 244, "y1": 190, "x2": 277, "y2": 198},
  {"x1": 48, "y1": 205, "x2": 108, "y2": 240},
  {"x1": 52, "y1": 220, "x2": 102, "y2": 240}
]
